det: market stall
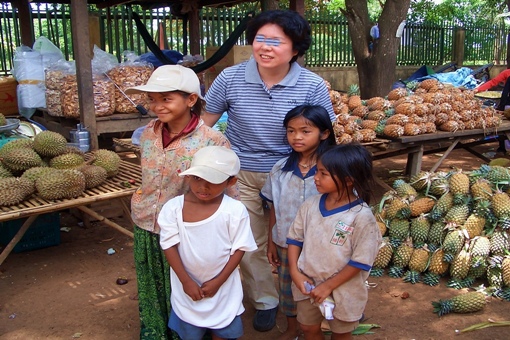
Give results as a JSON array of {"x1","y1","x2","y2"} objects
[
  {"x1": 0, "y1": 159, "x2": 141, "y2": 266},
  {"x1": 371, "y1": 119, "x2": 510, "y2": 175}
]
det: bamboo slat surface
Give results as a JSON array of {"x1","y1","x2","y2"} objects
[{"x1": 0, "y1": 160, "x2": 142, "y2": 222}]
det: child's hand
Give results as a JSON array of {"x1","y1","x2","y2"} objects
[
  {"x1": 201, "y1": 277, "x2": 222, "y2": 298},
  {"x1": 291, "y1": 272, "x2": 313, "y2": 295},
  {"x1": 310, "y1": 282, "x2": 334, "y2": 304},
  {"x1": 182, "y1": 280, "x2": 205, "y2": 301},
  {"x1": 267, "y1": 241, "x2": 280, "y2": 267}
]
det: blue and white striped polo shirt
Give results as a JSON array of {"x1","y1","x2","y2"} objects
[{"x1": 205, "y1": 58, "x2": 335, "y2": 173}]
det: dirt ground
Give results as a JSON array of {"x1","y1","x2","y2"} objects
[{"x1": 2, "y1": 141, "x2": 510, "y2": 340}]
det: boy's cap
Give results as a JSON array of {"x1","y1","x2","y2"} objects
[
  {"x1": 124, "y1": 65, "x2": 203, "y2": 99},
  {"x1": 179, "y1": 146, "x2": 240, "y2": 184}
]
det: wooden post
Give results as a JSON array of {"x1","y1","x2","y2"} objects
[
  {"x1": 70, "y1": 0, "x2": 98, "y2": 151},
  {"x1": 12, "y1": 0, "x2": 33, "y2": 47},
  {"x1": 88, "y1": 13, "x2": 101, "y2": 53},
  {"x1": 189, "y1": 9, "x2": 200, "y2": 55},
  {"x1": 453, "y1": 28, "x2": 466, "y2": 67}
]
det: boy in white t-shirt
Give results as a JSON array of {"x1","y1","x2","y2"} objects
[{"x1": 158, "y1": 146, "x2": 257, "y2": 340}]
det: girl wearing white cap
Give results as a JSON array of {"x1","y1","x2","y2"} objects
[{"x1": 125, "y1": 65, "x2": 235, "y2": 340}]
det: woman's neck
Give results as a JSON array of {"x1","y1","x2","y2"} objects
[{"x1": 258, "y1": 64, "x2": 291, "y2": 88}]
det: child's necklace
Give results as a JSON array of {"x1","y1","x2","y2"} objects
[{"x1": 299, "y1": 162, "x2": 316, "y2": 169}]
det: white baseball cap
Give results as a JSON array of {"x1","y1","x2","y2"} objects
[
  {"x1": 179, "y1": 146, "x2": 240, "y2": 184},
  {"x1": 125, "y1": 64, "x2": 203, "y2": 99}
]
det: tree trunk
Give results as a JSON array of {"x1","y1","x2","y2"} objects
[
  {"x1": 344, "y1": 0, "x2": 411, "y2": 99},
  {"x1": 261, "y1": 0, "x2": 279, "y2": 11}
]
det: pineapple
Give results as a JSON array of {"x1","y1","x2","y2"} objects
[
  {"x1": 462, "y1": 214, "x2": 485, "y2": 239},
  {"x1": 422, "y1": 248, "x2": 449, "y2": 286},
  {"x1": 427, "y1": 221, "x2": 447, "y2": 251},
  {"x1": 449, "y1": 171, "x2": 470, "y2": 203},
  {"x1": 487, "y1": 255, "x2": 504, "y2": 289},
  {"x1": 383, "y1": 124, "x2": 404, "y2": 138},
  {"x1": 431, "y1": 292, "x2": 486, "y2": 316},
  {"x1": 403, "y1": 246, "x2": 430, "y2": 284},
  {"x1": 487, "y1": 165, "x2": 510, "y2": 184},
  {"x1": 394, "y1": 102, "x2": 415, "y2": 116},
  {"x1": 429, "y1": 192, "x2": 453, "y2": 221},
  {"x1": 470, "y1": 178, "x2": 493, "y2": 201},
  {"x1": 409, "y1": 215, "x2": 430, "y2": 247},
  {"x1": 366, "y1": 110, "x2": 386, "y2": 121},
  {"x1": 358, "y1": 129, "x2": 376, "y2": 142},
  {"x1": 438, "y1": 120, "x2": 460, "y2": 132},
  {"x1": 447, "y1": 246, "x2": 472, "y2": 289},
  {"x1": 469, "y1": 236, "x2": 491, "y2": 267},
  {"x1": 489, "y1": 230, "x2": 510, "y2": 256},
  {"x1": 384, "y1": 196, "x2": 411, "y2": 220},
  {"x1": 419, "y1": 78, "x2": 440, "y2": 91},
  {"x1": 502, "y1": 255, "x2": 510, "y2": 286},
  {"x1": 388, "y1": 239, "x2": 414, "y2": 278},
  {"x1": 360, "y1": 119, "x2": 379, "y2": 130},
  {"x1": 491, "y1": 189, "x2": 510, "y2": 219},
  {"x1": 403, "y1": 123, "x2": 421, "y2": 136},
  {"x1": 376, "y1": 220, "x2": 387, "y2": 236},
  {"x1": 443, "y1": 204, "x2": 470, "y2": 229},
  {"x1": 392, "y1": 179, "x2": 418, "y2": 200},
  {"x1": 351, "y1": 105, "x2": 369, "y2": 118},
  {"x1": 388, "y1": 218, "x2": 410, "y2": 247},
  {"x1": 387, "y1": 87, "x2": 408, "y2": 101},
  {"x1": 386, "y1": 114, "x2": 410, "y2": 126},
  {"x1": 409, "y1": 171, "x2": 434, "y2": 191},
  {"x1": 442, "y1": 229, "x2": 467, "y2": 263},
  {"x1": 428, "y1": 172, "x2": 450, "y2": 197},
  {"x1": 409, "y1": 197, "x2": 435, "y2": 217},
  {"x1": 370, "y1": 238, "x2": 393, "y2": 277}
]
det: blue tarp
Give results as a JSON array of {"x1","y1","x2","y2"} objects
[{"x1": 415, "y1": 67, "x2": 477, "y2": 89}]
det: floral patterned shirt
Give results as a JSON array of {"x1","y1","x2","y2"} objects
[{"x1": 131, "y1": 118, "x2": 231, "y2": 234}]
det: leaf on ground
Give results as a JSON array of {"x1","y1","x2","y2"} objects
[{"x1": 352, "y1": 323, "x2": 380, "y2": 335}]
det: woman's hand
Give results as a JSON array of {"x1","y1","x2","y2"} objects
[{"x1": 267, "y1": 241, "x2": 280, "y2": 267}]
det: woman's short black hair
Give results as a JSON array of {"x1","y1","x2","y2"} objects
[{"x1": 246, "y1": 10, "x2": 312, "y2": 64}]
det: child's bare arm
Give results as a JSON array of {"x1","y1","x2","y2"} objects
[
  {"x1": 163, "y1": 246, "x2": 204, "y2": 301},
  {"x1": 201, "y1": 249, "x2": 245, "y2": 298},
  {"x1": 267, "y1": 204, "x2": 280, "y2": 267},
  {"x1": 310, "y1": 265, "x2": 361, "y2": 304},
  {"x1": 288, "y1": 244, "x2": 313, "y2": 295}
]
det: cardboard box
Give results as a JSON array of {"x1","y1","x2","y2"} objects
[
  {"x1": 204, "y1": 71, "x2": 220, "y2": 92},
  {"x1": 206, "y1": 45, "x2": 252, "y2": 73},
  {"x1": 0, "y1": 76, "x2": 18, "y2": 115}
]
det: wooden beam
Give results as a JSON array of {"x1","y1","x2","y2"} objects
[
  {"x1": 70, "y1": 0, "x2": 98, "y2": 150},
  {"x1": 289, "y1": 0, "x2": 305, "y2": 14},
  {"x1": 189, "y1": 9, "x2": 200, "y2": 55},
  {"x1": 12, "y1": 0, "x2": 33, "y2": 46}
]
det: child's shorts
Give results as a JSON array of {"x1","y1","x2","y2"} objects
[
  {"x1": 296, "y1": 299, "x2": 359, "y2": 334},
  {"x1": 169, "y1": 309, "x2": 243, "y2": 340}
]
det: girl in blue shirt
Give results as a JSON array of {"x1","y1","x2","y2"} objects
[{"x1": 260, "y1": 104, "x2": 335, "y2": 339}]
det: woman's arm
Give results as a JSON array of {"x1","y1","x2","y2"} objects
[{"x1": 202, "y1": 111, "x2": 223, "y2": 127}]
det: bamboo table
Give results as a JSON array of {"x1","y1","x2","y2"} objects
[
  {"x1": 372, "y1": 119, "x2": 510, "y2": 175},
  {"x1": 0, "y1": 160, "x2": 142, "y2": 266}
]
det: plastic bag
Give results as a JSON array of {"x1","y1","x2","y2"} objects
[
  {"x1": 32, "y1": 36, "x2": 64, "y2": 69},
  {"x1": 91, "y1": 45, "x2": 119, "y2": 75},
  {"x1": 106, "y1": 51, "x2": 153, "y2": 113}
]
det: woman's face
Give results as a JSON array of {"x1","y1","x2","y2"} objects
[{"x1": 252, "y1": 23, "x2": 298, "y2": 70}]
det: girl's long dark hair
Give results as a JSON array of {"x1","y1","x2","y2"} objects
[
  {"x1": 282, "y1": 105, "x2": 336, "y2": 171},
  {"x1": 319, "y1": 143, "x2": 375, "y2": 204}
]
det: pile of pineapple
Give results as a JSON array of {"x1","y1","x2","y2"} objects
[
  {"x1": 373, "y1": 164, "x2": 510, "y2": 300},
  {"x1": 326, "y1": 79, "x2": 502, "y2": 143}
]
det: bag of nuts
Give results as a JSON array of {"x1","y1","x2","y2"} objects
[
  {"x1": 106, "y1": 51, "x2": 153, "y2": 114},
  {"x1": 61, "y1": 73, "x2": 116, "y2": 118},
  {"x1": 45, "y1": 60, "x2": 75, "y2": 117}
]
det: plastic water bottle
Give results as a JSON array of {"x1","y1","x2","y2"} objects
[{"x1": 70, "y1": 124, "x2": 90, "y2": 152}]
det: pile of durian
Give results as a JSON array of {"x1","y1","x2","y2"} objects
[
  {"x1": 326, "y1": 79, "x2": 502, "y2": 143},
  {"x1": 372, "y1": 164, "x2": 510, "y2": 300},
  {"x1": 0, "y1": 130, "x2": 121, "y2": 206}
]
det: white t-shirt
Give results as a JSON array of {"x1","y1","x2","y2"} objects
[{"x1": 159, "y1": 195, "x2": 257, "y2": 329}]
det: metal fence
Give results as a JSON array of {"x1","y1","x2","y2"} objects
[{"x1": 0, "y1": 2, "x2": 507, "y2": 75}]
